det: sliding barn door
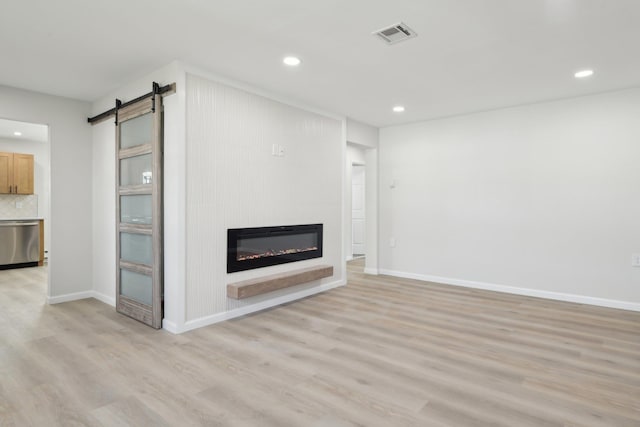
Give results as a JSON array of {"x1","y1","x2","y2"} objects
[{"x1": 115, "y1": 95, "x2": 163, "y2": 328}]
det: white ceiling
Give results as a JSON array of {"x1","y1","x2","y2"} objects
[
  {"x1": 1, "y1": 0, "x2": 639, "y2": 127},
  {"x1": 0, "y1": 118, "x2": 48, "y2": 143}
]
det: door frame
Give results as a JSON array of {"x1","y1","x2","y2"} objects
[{"x1": 351, "y1": 163, "x2": 366, "y2": 257}]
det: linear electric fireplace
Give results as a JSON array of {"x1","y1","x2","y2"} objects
[{"x1": 227, "y1": 224, "x2": 323, "y2": 273}]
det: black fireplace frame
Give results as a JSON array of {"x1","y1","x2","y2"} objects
[{"x1": 227, "y1": 224, "x2": 323, "y2": 273}]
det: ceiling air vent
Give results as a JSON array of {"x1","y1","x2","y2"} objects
[{"x1": 373, "y1": 22, "x2": 417, "y2": 45}]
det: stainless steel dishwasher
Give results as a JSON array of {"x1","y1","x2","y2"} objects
[{"x1": 0, "y1": 220, "x2": 40, "y2": 266}]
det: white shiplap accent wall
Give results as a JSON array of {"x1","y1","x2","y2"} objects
[{"x1": 185, "y1": 74, "x2": 344, "y2": 321}]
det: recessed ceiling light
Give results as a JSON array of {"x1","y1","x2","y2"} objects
[
  {"x1": 574, "y1": 69, "x2": 594, "y2": 78},
  {"x1": 283, "y1": 56, "x2": 301, "y2": 67},
  {"x1": 13, "y1": 131, "x2": 22, "y2": 136},
  {"x1": 392, "y1": 105, "x2": 405, "y2": 113}
]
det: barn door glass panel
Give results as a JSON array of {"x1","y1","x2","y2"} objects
[
  {"x1": 120, "y1": 154, "x2": 152, "y2": 186},
  {"x1": 120, "y1": 269, "x2": 153, "y2": 306},
  {"x1": 120, "y1": 195, "x2": 152, "y2": 225},
  {"x1": 120, "y1": 232, "x2": 153, "y2": 265},
  {"x1": 120, "y1": 113, "x2": 153, "y2": 149}
]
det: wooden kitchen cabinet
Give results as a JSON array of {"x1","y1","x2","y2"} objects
[
  {"x1": 0, "y1": 152, "x2": 34, "y2": 194},
  {"x1": 0, "y1": 152, "x2": 10, "y2": 193}
]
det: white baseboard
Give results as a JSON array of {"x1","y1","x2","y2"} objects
[
  {"x1": 379, "y1": 269, "x2": 640, "y2": 312},
  {"x1": 363, "y1": 267, "x2": 379, "y2": 275},
  {"x1": 92, "y1": 291, "x2": 116, "y2": 307},
  {"x1": 162, "y1": 319, "x2": 179, "y2": 334},
  {"x1": 46, "y1": 278, "x2": 347, "y2": 333},
  {"x1": 169, "y1": 279, "x2": 346, "y2": 334},
  {"x1": 47, "y1": 290, "x2": 115, "y2": 306},
  {"x1": 47, "y1": 290, "x2": 95, "y2": 305}
]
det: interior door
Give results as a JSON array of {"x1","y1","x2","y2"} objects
[
  {"x1": 116, "y1": 96, "x2": 163, "y2": 328},
  {"x1": 352, "y1": 165, "x2": 365, "y2": 256}
]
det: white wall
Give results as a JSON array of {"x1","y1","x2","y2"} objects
[
  {"x1": 346, "y1": 118, "x2": 378, "y2": 148},
  {"x1": 0, "y1": 85, "x2": 92, "y2": 301},
  {"x1": 90, "y1": 121, "x2": 116, "y2": 306},
  {"x1": 184, "y1": 73, "x2": 345, "y2": 328},
  {"x1": 347, "y1": 143, "x2": 367, "y2": 165},
  {"x1": 379, "y1": 88, "x2": 640, "y2": 310},
  {"x1": 0, "y1": 136, "x2": 50, "y2": 253}
]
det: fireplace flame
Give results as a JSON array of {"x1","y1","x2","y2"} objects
[{"x1": 237, "y1": 247, "x2": 318, "y2": 261}]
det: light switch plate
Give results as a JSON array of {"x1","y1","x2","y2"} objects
[{"x1": 632, "y1": 253, "x2": 640, "y2": 267}]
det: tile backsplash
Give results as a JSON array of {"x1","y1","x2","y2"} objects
[{"x1": 0, "y1": 194, "x2": 39, "y2": 218}]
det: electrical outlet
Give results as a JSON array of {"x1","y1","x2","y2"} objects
[
  {"x1": 15, "y1": 201, "x2": 23, "y2": 209},
  {"x1": 389, "y1": 237, "x2": 396, "y2": 248},
  {"x1": 632, "y1": 253, "x2": 640, "y2": 267},
  {"x1": 278, "y1": 145, "x2": 285, "y2": 157}
]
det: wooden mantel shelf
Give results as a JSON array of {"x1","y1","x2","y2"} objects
[{"x1": 227, "y1": 264, "x2": 333, "y2": 300}]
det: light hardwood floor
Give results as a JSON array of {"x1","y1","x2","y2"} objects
[{"x1": 1, "y1": 261, "x2": 639, "y2": 426}]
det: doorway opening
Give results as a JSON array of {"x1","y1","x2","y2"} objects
[
  {"x1": 346, "y1": 142, "x2": 367, "y2": 262},
  {"x1": 351, "y1": 164, "x2": 365, "y2": 259},
  {"x1": 0, "y1": 118, "x2": 50, "y2": 284},
  {"x1": 345, "y1": 141, "x2": 377, "y2": 275}
]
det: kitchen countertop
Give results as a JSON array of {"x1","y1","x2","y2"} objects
[{"x1": 0, "y1": 218, "x2": 44, "y2": 221}]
